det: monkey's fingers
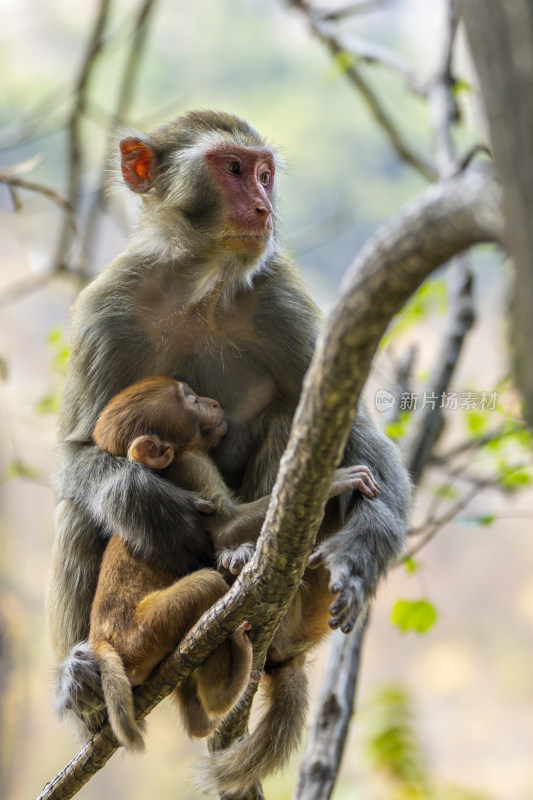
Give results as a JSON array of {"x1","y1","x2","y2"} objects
[
  {"x1": 250, "y1": 669, "x2": 263, "y2": 682},
  {"x1": 347, "y1": 465, "x2": 380, "y2": 496}
]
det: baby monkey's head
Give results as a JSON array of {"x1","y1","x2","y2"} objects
[{"x1": 93, "y1": 375, "x2": 227, "y2": 469}]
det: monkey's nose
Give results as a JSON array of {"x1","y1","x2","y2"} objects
[{"x1": 255, "y1": 204, "x2": 270, "y2": 217}]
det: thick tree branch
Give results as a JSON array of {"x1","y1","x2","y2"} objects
[
  {"x1": 296, "y1": 13, "x2": 481, "y2": 794},
  {"x1": 37, "y1": 166, "x2": 502, "y2": 800},
  {"x1": 460, "y1": 0, "x2": 533, "y2": 429}
]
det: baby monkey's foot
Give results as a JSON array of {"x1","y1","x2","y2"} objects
[{"x1": 217, "y1": 543, "x2": 255, "y2": 578}]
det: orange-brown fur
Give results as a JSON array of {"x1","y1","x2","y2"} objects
[{"x1": 67, "y1": 376, "x2": 255, "y2": 749}]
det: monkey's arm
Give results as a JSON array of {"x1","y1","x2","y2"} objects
[{"x1": 56, "y1": 442, "x2": 212, "y2": 569}]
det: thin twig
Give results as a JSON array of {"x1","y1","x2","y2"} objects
[
  {"x1": 53, "y1": 0, "x2": 112, "y2": 273},
  {"x1": 403, "y1": 268, "x2": 475, "y2": 485},
  {"x1": 0, "y1": 173, "x2": 75, "y2": 227},
  {"x1": 80, "y1": 0, "x2": 158, "y2": 270},
  {"x1": 286, "y1": 0, "x2": 436, "y2": 180},
  {"x1": 430, "y1": 423, "x2": 521, "y2": 464},
  {"x1": 315, "y1": 0, "x2": 387, "y2": 21},
  {"x1": 324, "y1": 30, "x2": 427, "y2": 97}
]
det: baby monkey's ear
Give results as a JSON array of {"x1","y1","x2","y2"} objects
[{"x1": 127, "y1": 435, "x2": 174, "y2": 469}]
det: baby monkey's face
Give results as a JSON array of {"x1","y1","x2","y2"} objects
[{"x1": 174, "y1": 381, "x2": 228, "y2": 452}]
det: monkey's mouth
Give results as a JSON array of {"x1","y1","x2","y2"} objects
[{"x1": 224, "y1": 234, "x2": 269, "y2": 240}]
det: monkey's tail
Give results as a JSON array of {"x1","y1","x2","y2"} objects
[
  {"x1": 92, "y1": 640, "x2": 145, "y2": 751},
  {"x1": 198, "y1": 657, "x2": 308, "y2": 794},
  {"x1": 55, "y1": 640, "x2": 144, "y2": 751}
]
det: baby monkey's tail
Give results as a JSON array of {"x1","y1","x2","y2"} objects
[
  {"x1": 56, "y1": 639, "x2": 144, "y2": 751},
  {"x1": 92, "y1": 640, "x2": 145, "y2": 751}
]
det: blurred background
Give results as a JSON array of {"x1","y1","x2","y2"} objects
[{"x1": 0, "y1": 1, "x2": 532, "y2": 799}]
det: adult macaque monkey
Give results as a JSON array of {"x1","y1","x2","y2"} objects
[{"x1": 47, "y1": 111, "x2": 410, "y2": 785}]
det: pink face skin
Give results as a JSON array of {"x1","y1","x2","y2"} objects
[{"x1": 205, "y1": 146, "x2": 275, "y2": 238}]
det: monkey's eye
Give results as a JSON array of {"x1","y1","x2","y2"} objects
[
  {"x1": 259, "y1": 171, "x2": 270, "y2": 186},
  {"x1": 227, "y1": 161, "x2": 241, "y2": 175},
  {"x1": 184, "y1": 392, "x2": 197, "y2": 404}
]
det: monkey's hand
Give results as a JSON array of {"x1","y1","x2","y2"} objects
[
  {"x1": 217, "y1": 543, "x2": 255, "y2": 579},
  {"x1": 329, "y1": 465, "x2": 380, "y2": 499}
]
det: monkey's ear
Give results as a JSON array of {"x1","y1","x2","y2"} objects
[
  {"x1": 119, "y1": 136, "x2": 156, "y2": 194},
  {"x1": 127, "y1": 435, "x2": 174, "y2": 469}
]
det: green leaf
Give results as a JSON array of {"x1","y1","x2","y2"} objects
[
  {"x1": 8, "y1": 460, "x2": 38, "y2": 480},
  {"x1": 384, "y1": 411, "x2": 410, "y2": 441},
  {"x1": 46, "y1": 326, "x2": 64, "y2": 345},
  {"x1": 391, "y1": 599, "x2": 438, "y2": 635},
  {"x1": 403, "y1": 557, "x2": 421, "y2": 575},
  {"x1": 471, "y1": 514, "x2": 496, "y2": 527},
  {"x1": 452, "y1": 77, "x2": 472, "y2": 97},
  {"x1": 325, "y1": 51, "x2": 357, "y2": 83},
  {"x1": 434, "y1": 483, "x2": 458, "y2": 500},
  {"x1": 381, "y1": 277, "x2": 448, "y2": 348},
  {"x1": 499, "y1": 466, "x2": 532, "y2": 491},
  {"x1": 36, "y1": 392, "x2": 60, "y2": 414},
  {"x1": 464, "y1": 409, "x2": 489, "y2": 437}
]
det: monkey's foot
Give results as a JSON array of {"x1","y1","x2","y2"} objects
[
  {"x1": 308, "y1": 539, "x2": 368, "y2": 634},
  {"x1": 231, "y1": 620, "x2": 253, "y2": 650},
  {"x1": 231, "y1": 624, "x2": 262, "y2": 682},
  {"x1": 217, "y1": 543, "x2": 255, "y2": 577}
]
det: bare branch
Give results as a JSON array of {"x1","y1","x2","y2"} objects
[
  {"x1": 53, "y1": 0, "x2": 112, "y2": 273},
  {"x1": 286, "y1": 0, "x2": 436, "y2": 180},
  {"x1": 80, "y1": 0, "x2": 158, "y2": 270},
  {"x1": 293, "y1": 621, "x2": 367, "y2": 800},
  {"x1": 460, "y1": 0, "x2": 533, "y2": 430},
  {"x1": 430, "y1": 424, "x2": 521, "y2": 464},
  {"x1": 323, "y1": 30, "x2": 427, "y2": 97},
  {"x1": 405, "y1": 475, "x2": 499, "y2": 559},
  {"x1": 314, "y1": 1, "x2": 387, "y2": 21},
  {"x1": 0, "y1": 173, "x2": 75, "y2": 224},
  {"x1": 403, "y1": 267, "x2": 475, "y2": 484}
]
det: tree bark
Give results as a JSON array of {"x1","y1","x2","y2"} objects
[{"x1": 460, "y1": 0, "x2": 533, "y2": 427}]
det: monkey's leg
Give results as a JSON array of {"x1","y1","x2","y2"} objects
[
  {"x1": 173, "y1": 677, "x2": 219, "y2": 738},
  {"x1": 123, "y1": 568, "x2": 230, "y2": 685},
  {"x1": 195, "y1": 621, "x2": 257, "y2": 716},
  {"x1": 56, "y1": 442, "x2": 210, "y2": 569}
]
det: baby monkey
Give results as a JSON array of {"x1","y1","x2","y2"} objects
[
  {"x1": 58, "y1": 376, "x2": 258, "y2": 751},
  {"x1": 57, "y1": 375, "x2": 379, "y2": 758}
]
